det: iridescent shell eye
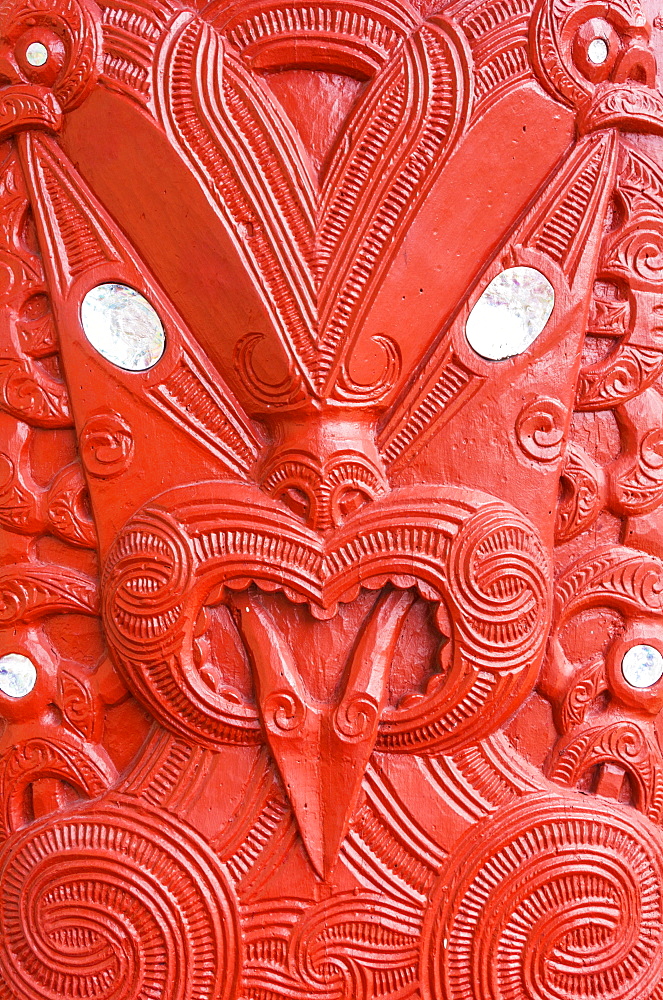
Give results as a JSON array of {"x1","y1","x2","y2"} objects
[
  {"x1": 0, "y1": 653, "x2": 37, "y2": 698},
  {"x1": 14, "y1": 28, "x2": 65, "y2": 83},
  {"x1": 622, "y1": 644, "x2": 663, "y2": 689},
  {"x1": 25, "y1": 41, "x2": 48, "y2": 66},
  {"x1": 587, "y1": 38, "x2": 609, "y2": 65},
  {"x1": 81, "y1": 283, "x2": 166, "y2": 371},
  {"x1": 465, "y1": 266, "x2": 555, "y2": 361}
]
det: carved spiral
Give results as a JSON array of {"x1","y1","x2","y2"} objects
[
  {"x1": 515, "y1": 398, "x2": 566, "y2": 463},
  {"x1": 80, "y1": 411, "x2": 134, "y2": 478},
  {"x1": 334, "y1": 694, "x2": 379, "y2": 741},
  {"x1": 262, "y1": 690, "x2": 306, "y2": 734},
  {"x1": 609, "y1": 224, "x2": 663, "y2": 289},
  {"x1": 424, "y1": 793, "x2": 663, "y2": 1000},
  {"x1": 447, "y1": 505, "x2": 550, "y2": 673},
  {"x1": 290, "y1": 893, "x2": 420, "y2": 998},
  {"x1": 0, "y1": 797, "x2": 239, "y2": 1000},
  {"x1": 333, "y1": 335, "x2": 401, "y2": 404},
  {"x1": 102, "y1": 508, "x2": 193, "y2": 655}
]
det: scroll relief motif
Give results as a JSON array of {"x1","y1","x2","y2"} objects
[{"x1": 0, "y1": 0, "x2": 662, "y2": 998}]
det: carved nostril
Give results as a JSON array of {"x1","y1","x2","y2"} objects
[
  {"x1": 336, "y1": 488, "x2": 369, "y2": 520},
  {"x1": 0, "y1": 56, "x2": 21, "y2": 87},
  {"x1": 613, "y1": 44, "x2": 657, "y2": 86},
  {"x1": 278, "y1": 486, "x2": 311, "y2": 522}
]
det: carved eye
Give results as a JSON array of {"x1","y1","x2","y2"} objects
[
  {"x1": 572, "y1": 18, "x2": 620, "y2": 82},
  {"x1": 622, "y1": 644, "x2": 663, "y2": 689},
  {"x1": 465, "y1": 266, "x2": 555, "y2": 361},
  {"x1": 80, "y1": 283, "x2": 166, "y2": 371},
  {"x1": 0, "y1": 653, "x2": 37, "y2": 698},
  {"x1": 587, "y1": 38, "x2": 609, "y2": 65},
  {"x1": 14, "y1": 29, "x2": 65, "y2": 85}
]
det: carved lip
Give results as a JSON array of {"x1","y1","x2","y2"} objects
[
  {"x1": 578, "y1": 83, "x2": 663, "y2": 136},
  {"x1": 0, "y1": 86, "x2": 61, "y2": 139}
]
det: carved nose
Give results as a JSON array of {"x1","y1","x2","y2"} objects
[
  {"x1": 0, "y1": 55, "x2": 21, "y2": 86},
  {"x1": 279, "y1": 485, "x2": 311, "y2": 522},
  {"x1": 613, "y1": 43, "x2": 657, "y2": 86}
]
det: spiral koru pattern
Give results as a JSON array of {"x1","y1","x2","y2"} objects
[
  {"x1": 0, "y1": 797, "x2": 239, "y2": 1000},
  {"x1": 102, "y1": 507, "x2": 193, "y2": 656},
  {"x1": 613, "y1": 224, "x2": 663, "y2": 289},
  {"x1": 423, "y1": 793, "x2": 663, "y2": 1000},
  {"x1": 447, "y1": 505, "x2": 550, "y2": 673}
]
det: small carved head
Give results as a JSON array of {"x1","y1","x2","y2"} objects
[
  {"x1": 0, "y1": 0, "x2": 102, "y2": 138},
  {"x1": 533, "y1": 0, "x2": 663, "y2": 134}
]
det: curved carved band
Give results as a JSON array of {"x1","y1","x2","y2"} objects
[
  {"x1": 0, "y1": 796, "x2": 240, "y2": 1000},
  {"x1": 424, "y1": 792, "x2": 663, "y2": 1000}
]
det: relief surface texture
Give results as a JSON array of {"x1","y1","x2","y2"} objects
[{"x1": 0, "y1": 0, "x2": 663, "y2": 996}]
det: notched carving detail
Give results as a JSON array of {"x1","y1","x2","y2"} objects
[
  {"x1": 2, "y1": 0, "x2": 663, "y2": 992},
  {"x1": 0, "y1": 799, "x2": 240, "y2": 1000},
  {"x1": 556, "y1": 442, "x2": 604, "y2": 542},
  {"x1": 0, "y1": 562, "x2": 99, "y2": 623},
  {"x1": 0, "y1": 0, "x2": 103, "y2": 138},
  {"x1": 0, "y1": 355, "x2": 72, "y2": 426},
  {"x1": 0, "y1": 737, "x2": 115, "y2": 837},
  {"x1": 152, "y1": 351, "x2": 261, "y2": 474},
  {"x1": 533, "y1": 0, "x2": 663, "y2": 135},
  {"x1": 550, "y1": 721, "x2": 663, "y2": 821}
]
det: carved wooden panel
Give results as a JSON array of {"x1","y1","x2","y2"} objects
[{"x1": 0, "y1": 0, "x2": 663, "y2": 997}]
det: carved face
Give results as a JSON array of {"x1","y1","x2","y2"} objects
[
  {"x1": 2, "y1": 2, "x2": 663, "y2": 998},
  {"x1": 0, "y1": 0, "x2": 101, "y2": 136},
  {"x1": 5, "y1": 0, "x2": 661, "y2": 878}
]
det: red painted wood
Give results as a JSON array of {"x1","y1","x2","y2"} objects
[{"x1": 0, "y1": 0, "x2": 662, "y2": 997}]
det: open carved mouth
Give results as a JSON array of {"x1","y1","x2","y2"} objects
[
  {"x1": 579, "y1": 82, "x2": 663, "y2": 135},
  {"x1": 0, "y1": 85, "x2": 62, "y2": 138}
]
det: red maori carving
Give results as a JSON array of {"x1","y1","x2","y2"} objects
[
  {"x1": 550, "y1": 720, "x2": 663, "y2": 822},
  {"x1": 555, "y1": 442, "x2": 605, "y2": 542},
  {"x1": 0, "y1": 562, "x2": 99, "y2": 623},
  {"x1": 0, "y1": 0, "x2": 102, "y2": 138},
  {"x1": 423, "y1": 793, "x2": 663, "y2": 1000},
  {"x1": 101, "y1": 485, "x2": 550, "y2": 872},
  {"x1": 152, "y1": 5, "x2": 472, "y2": 396},
  {"x1": 79, "y1": 409, "x2": 134, "y2": 478},
  {"x1": 0, "y1": 446, "x2": 95, "y2": 546},
  {"x1": 532, "y1": 0, "x2": 663, "y2": 133},
  {"x1": 515, "y1": 396, "x2": 566, "y2": 463},
  {"x1": 0, "y1": 736, "x2": 115, "y2": 836},
  {"x1": 0, "y1": 0, "x2": 661, "y2": 994},
  {"x1": 0, "y1": 798, "x2": 240, "y2": 1000},
  {"x1": 0, "y1": 356, "x2": 71, "y2": 426}
]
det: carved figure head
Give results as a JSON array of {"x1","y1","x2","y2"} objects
[
  {"x1": 0, "y1": 0, "x2": 101, "y2": 137},
  {"x1": 533, "y1": 0, "x2": 663, "y2": 132}
]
